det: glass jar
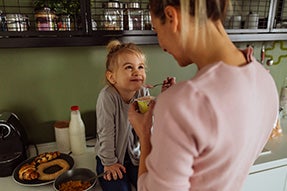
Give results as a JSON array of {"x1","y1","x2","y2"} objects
[
  {"x1": 0, "y1": 10, "x2": 6, "y2": 31},
  {"x1": 103, "y1": 1, "x2": 123, "y2": 30},
  {"x1": 127, "y1": 2, "x2": 143, "y2": 30},
  {"x1": 35, "y1": 7, "x2": 57, "y2": 31},
  {"x1": 5, "y1": 14, "x2": 29, "y2": 31},
  {"x1": 57, "y1": 15, "x2": 71, "y2": 31},
  {"x1": 143, "y1": 4, "x2": 151, "y2": 30}
]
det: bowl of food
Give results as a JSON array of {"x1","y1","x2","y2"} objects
[
  {"x1": 135, "y1": 96, "x2": 155, "y2": 113},
  {"x1": 53, "y1": 168, "x2": 97, "y2": 191}
]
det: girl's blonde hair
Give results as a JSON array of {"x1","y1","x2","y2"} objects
[
  {"x1": 149, "y1": 0, "x2": 230, "y2": 46},
  {"x1": 105, "y1": 40, "x2": 147, "y2": 72}
]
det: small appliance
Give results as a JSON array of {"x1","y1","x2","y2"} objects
[{"x1": 0, "y1": 112, "x2": 28, "y2": 177}]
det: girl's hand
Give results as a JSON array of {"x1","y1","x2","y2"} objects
[
  {"x1": 161, "y1": 77, "x2": 176, "y2": 92},
  {"x1": 104, "y1": 163, "x2": 126, "y2": 181}
]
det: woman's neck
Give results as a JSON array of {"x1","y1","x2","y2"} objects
[{"x1": 188, "y1": 20, "x2": 247, "y2": 70}]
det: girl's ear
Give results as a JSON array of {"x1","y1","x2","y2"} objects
[
  {"x1": 164, "y1": 5, "x2": 179, "y2": 32},
  {"x1": 106, "y1": 71, "x2": 116, "y2": 84}
]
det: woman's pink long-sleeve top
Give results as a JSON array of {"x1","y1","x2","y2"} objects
[{"x1": 138, "y1": 60, "x2": 278, "y2": 191}]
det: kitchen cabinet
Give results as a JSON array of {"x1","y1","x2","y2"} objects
[
  {"x1": 0, "y1": 0, "x2": 287, "y2": 48},
  {"x1": 242, "y1": 165, "x2": 287, "y2": 191},
  {"x1": 0, "y1": 0, "x2": 157, "y2": 48},
  {"x1": 226, "y1": 0, "x2": 287, "y2": 42}
]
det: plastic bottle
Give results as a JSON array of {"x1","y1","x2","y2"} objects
[{"x1": 69, "y1": 105, "x2": 86, "y2": 155}]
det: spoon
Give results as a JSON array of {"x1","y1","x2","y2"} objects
[
  {"x1": 84, "y1": 171, "x2": 106, "y2": 182},
  {"x1": 144, "y1": 83, "x2": 163, "y2": 89}
]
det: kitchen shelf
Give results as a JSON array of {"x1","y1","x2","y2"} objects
[
  {"x1": 0, "y1": 30, "x2": 158, "y2": 48},
  {"x1": 228, "y1": 33, "x2": 287, "y2": 42},
  {"x1": 0, "y1": 0, "x2": 287, "y2": 48},
  {"x1": 0, "y1": 0, "x2": 157, "y2": 48}
]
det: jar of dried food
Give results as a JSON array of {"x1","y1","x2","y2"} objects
[
  {"x1": 35, "y1": 7, "x2": 57, "y2": 31},
  {"x1": 0, "y1": 10, "x2": 6, "y2": 31},
  {"x1": 143, "y1": 4, "x2": 151, "y2": 30},
  {"x1": 103, "y1": 0, "x2": 123, "y2": 30},
  {"x1": 5, "y1": 14, "x2": 29, "y2": 31},
  {"x1": 126, "y1": 2, "x2": 143, "y2": 30}
]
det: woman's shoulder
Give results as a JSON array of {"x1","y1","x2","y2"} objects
[{"x1": 157, "y1": 81, "x2": 206, "y2": 106}]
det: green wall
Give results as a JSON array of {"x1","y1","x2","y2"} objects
[{"x1": 0, "y1": 41, "x2": 286, "y2": 144}]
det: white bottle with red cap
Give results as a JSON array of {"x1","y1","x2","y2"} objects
[{"x1": 69, "y1": 105, "x2": 86, "y2": 155}]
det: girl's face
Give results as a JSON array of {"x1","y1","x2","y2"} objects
[{"x1": 108, "y1": 53, "x2": 146, "y2": 93}]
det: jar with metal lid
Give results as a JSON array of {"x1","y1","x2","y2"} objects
[
  {"x1": 102, "y1": 0, "x2": 123, "y2": 30},
  {"x1": 143, "y1": 4, "x2": 151, "y2": 30},
  {"x1": 5, "y1": 14, "x2": 29, "y2": 31},
  {"x1": 35, "y1": 7, "x2": 57, "y2": 31},
  {"x1": 126, "y1": 2, "x2": 143, "y2": 30},
  {"x1": 57, "y1": 15, "x2": 71, "y2": 31},
  {"x1": 0, "y1": 11, "x2": 5, "y2": 31}
]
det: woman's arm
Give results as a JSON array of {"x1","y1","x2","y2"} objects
[{"x1": 128, "y1": 100, "x2": 155, "y2": 176}]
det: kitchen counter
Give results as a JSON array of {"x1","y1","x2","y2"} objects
[
  {"x1": 1, "y1": 119, "x2": 287, "y2": 191},
  {"x1": 0, "y1": 139, "x2": 102, "y2": 191},
  {"x1": 250, "y1": 118, "x2": 287, "y2": 173}
]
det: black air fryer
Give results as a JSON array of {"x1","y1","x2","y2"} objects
[{"x1": 0, "y1": 112, "x2": 28, "y2": 177}]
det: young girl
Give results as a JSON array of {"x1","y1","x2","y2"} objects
[
  {"x1": 128, "y1": 0, "x2": 278, "y2": 191},
  {"x1": 95, "y1": 40, "x2": 149, "y2": 191}
]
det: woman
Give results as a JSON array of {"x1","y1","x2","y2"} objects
[{"x1": 128, "y1": 1, "x2": 279, "y2": 191}]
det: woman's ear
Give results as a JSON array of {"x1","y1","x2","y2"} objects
[
  {"x1": 106, "y1": 71, "x2": 116, "y2": 85},
  {"x1": 164, "y1": 5, "x2": 179, "y2": 32}
]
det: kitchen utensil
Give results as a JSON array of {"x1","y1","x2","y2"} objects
[
  {"x1": 144, "y1": 83, "x2": 163, "y2": 89},
  {"x1": 53, "y1": 168, "x2": 97, "y2": 191},
  {"x1": 266, "y1": 59, "x2": 273, "y2": 66},
  {"x1": 261, "y1": 45, "x2": 265, "y2": 64},
  {"x1": 82, "y1": 171, "x2": 106, "y2": 182}
]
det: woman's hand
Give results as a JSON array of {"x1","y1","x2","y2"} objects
[
  {"x1": 128, "y1": 100, "x2": 155, "y2": 141},
  {"x1": 129, "y1": 100, "x2": 155, "y2": 176},
  {"x1": 161, "y1": 77, "x2": 176, "y2": 92},
  {"x1": 242, "y1": 45, "x2": 254, "y2": 63},
  {"x1": 104, "y1": 163, "x2": 126, "y2": 181}
]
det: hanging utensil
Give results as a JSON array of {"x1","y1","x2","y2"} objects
[{"x1": 261, "y1": 45, "x2": 265, "y2": 64}]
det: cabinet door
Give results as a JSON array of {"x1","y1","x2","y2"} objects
[
  {"x1": 242, "y1": 166, "x2": 287, "y2": 191},
  {"x1": 272, "y1": 0, "x2": 287, "y2": 32},
  {"x1": 89, "y1": 0, "x2": 150, "y2": 31},
  {"x1": 224, "y1": 0, "x2": 273, "y2": 33},
  {"x1": 0, "y1": 0, "x2": 84, "y2": 33}
]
